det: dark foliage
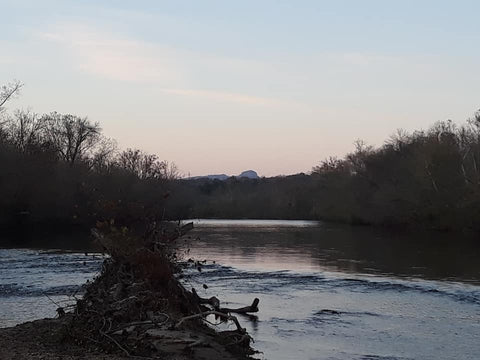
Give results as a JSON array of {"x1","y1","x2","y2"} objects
[
  {"x1": 309, "y1": 116, "x2": 480, "y2": 230},
  {"x1": 0, "y1": 105, "x2": 178, "y2": 237},
  {"x1": 2, "y1": 81, "x2": 480, "y2": 234},
  {"x1": 168, "y1": 174, "x2": 317, "y2": 220},
  {"x1": 170, "y1": 114, "x2": 480, "y2": 232}
]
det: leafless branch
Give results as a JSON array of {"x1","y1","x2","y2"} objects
[{"x1": 0, "y1": 81, "x2": 23, "y2": 109}]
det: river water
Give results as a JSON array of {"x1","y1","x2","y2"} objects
[{"x1": 1, "y1": 220, "x2": 479, "y2": 360}]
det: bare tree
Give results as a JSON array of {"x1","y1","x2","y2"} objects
[
  {"x1": 385, "y1": 128, "x2": 410, "y2": 151},
  {"x1": 163, "y1": 161, "x2": 179, "y2": 180},
  {"x1": 88, "y1": 136, "x2": 118, "y2": 172},
  {"x1": 4, "y1": 109, "x2": 45, "y2": 152},
  {"x1": 43, "y1": 112, "x2": 101, "y2": 164},
  {"x1": 312, "y1": 156, "x2": 347, "y2": 174},
  {"x1": 117, "y1": 148, "x2": 178, "y2": 180},
  {"x1": 346, "y1": 139, "x2": 374, "y2": 173},
  {"x1": 0, "y1": 81, "x2": 23, "y2": 143}
]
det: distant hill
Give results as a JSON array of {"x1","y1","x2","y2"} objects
[
  {"x1": 187, "y1": 170, "x2": 259, "y2": 180},
  {"x1": 238, "y1": 170, "x2": 259, "y2": 179}
]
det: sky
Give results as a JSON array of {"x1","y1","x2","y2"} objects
[{"x1": 1, "y1": 0, "x2": 480, "y2": 177}]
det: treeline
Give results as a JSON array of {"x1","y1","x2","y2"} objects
[
  {"x1": 0, "y1": 81, "x2": 177, "y2": 235},
  {"x1": 310, "y1": 117, "x2": 480, "y2": 230},
  {"x1": 170, "y1": 114, "x2": 480, "y2": 232},
  {"x1": 168, "y1": 174, "x2": 317, "y2": 220},
  {"x1": 3, "y1": 81, "x2": 480, "y2": 234}
]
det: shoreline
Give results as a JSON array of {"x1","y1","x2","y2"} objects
[
  {"x1": 0, "y1": 317, "x2": 125, "y2": 360},
  {"x1": 0, "y1": 221, "x2": 257, "y2": 360},
  {"x1": 0, "y1": 316, "x2": 254, "y2": 360}
]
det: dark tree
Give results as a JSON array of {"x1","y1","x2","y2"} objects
[{"x1": 43, "y1": 112, "x2": 101, "y2": 164}]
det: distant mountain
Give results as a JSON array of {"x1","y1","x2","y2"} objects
[
  {"x1": 238, "y1": 170, "x2": 259, "y2": 179},
  {"x1": 187, "y1": 170, "x2": 259, "y2": 180}
]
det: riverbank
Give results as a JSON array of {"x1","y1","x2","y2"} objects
[
  {"x1": 0, "y1": 316, "x2": 251, "y2": 360},
  {"x1": 0, "y1": 220, "x2": 257, "y2": 360},
  {"x1": 0, "y1": 317, "x2": 121, "y2": 360}
]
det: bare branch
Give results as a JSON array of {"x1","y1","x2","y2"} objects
[
  {"x1": 0, "y1": 80, "x2": 23, "y2": 109},
  {"x1": 175, "y1": 310, "x2": 246, "y2": 334}
]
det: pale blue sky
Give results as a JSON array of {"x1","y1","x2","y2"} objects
[{"x1": 1, "y1": 0, "x2": 480, "y2": 176}]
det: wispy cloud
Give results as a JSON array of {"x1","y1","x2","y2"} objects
[
  {"x1": 159, "y1": 88, "x2": 284, "y2": 106},
  {"x1": 38, "y1": 24, "x2": 297, "y2": 107},
  {"x1": 40, "y1": 26, "x2": 184, "y2": 84},
  {"x1": 339, "y1": 52, "x2": 405, "y2": 66}
]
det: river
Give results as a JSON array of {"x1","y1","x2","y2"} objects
[{"x1": 1, "y1": 220, "x2": 479, "y2": 360}]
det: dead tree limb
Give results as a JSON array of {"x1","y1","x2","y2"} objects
[
  {"x1": 192, "y1": 288, "x2": 220, "y2": 310},
  {"x1": 220, "y1": 298, "x2": 259, "y2": 314},
  {"x1": 0, "y1": 81, "x2": 22, "y2": 108},
  {"x1": 175, "y1": 311, "x2": 246, "y2": 334},
  {"x1": 99, "y1": 329, "x2": 130, "y2": 356},
  {"x1": 107, "y1": 318, "x2": 169, "y2": 335},
  {"x1": 192, "y1": 288, "x2": 259, "y2": 315}
]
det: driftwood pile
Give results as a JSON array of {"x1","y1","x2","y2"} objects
[{"x1": 62, "y1": 221, "x2": 259, "y2": 359}]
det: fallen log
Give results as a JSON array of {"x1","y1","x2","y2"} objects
[
  {"x1": 192, "y1": 288, "x2": 259, "y2": 315},
  {"x1": 219, "y1": 298, "x2": 259, "y2": 314}
]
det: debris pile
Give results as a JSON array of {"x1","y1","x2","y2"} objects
[{"x1": 63, "y1": 221, "x2": 259, "y2": 359}]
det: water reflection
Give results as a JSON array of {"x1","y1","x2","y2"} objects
[
  {"x1": 183, "y1": 221, "x2": 480, "y2": 360},
  {"x1": 186, "y1": 220, "x2": 480, "y2": 284},
  {"x1": 1, "y1": 221, "x2": 479, "y2": 360}
]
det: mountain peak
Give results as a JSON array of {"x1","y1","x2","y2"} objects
[{"x1": 238, "y1": 170, "x2": 259, "y2": 179}]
